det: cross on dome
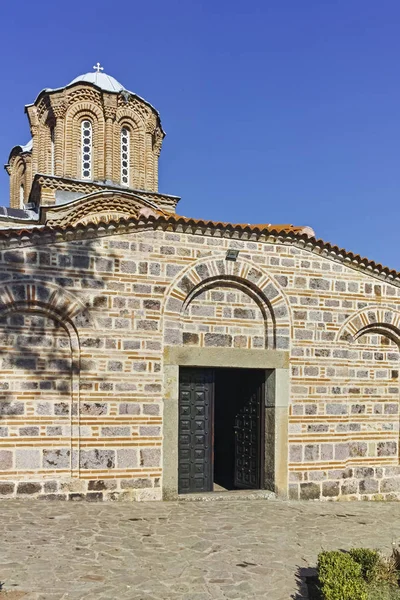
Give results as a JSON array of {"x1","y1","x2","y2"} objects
[{"x1": 93, "y1": 62, "x2": 104, "y2": 73}]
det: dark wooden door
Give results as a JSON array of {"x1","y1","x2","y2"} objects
[
  {"x1": 234, "y1": 372, "x2": 264, "y2": 489},
  {"x1": 178, "y1": 368, "x2": 214, "y2": 494}
]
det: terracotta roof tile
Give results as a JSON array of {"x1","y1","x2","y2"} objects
[{"x1": 0, "y1": 213, "x2": 398, "y2": 284}]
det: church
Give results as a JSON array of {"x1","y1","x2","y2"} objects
[{"x1": 0, "y1": 65, "x2": 399, "y2": 502}]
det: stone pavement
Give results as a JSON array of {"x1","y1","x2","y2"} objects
[{"x1": 0, "y1": 499, "x2": 399, "y2": 600}]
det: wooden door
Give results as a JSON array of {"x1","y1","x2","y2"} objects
[
  {"x1": 234, "y1": 371, "x2": 264, "y2": 489},
  {"x1": 178, "y1": 368, "x2": 214, "y2": 494}
]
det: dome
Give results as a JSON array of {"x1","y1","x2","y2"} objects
[{"x1": 67, "y1": 70, "x2": 125, "y2": 93}]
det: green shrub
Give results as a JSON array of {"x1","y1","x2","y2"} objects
[
  {"x1": 350, "y1": 548, "x2": 381, "y2": 583},
  {"x1": 367, "y1": 582, "x2": 400, "y2": 600},
  {"x1": 318, "y1": 550, "x2": 368, "y2": 600}
]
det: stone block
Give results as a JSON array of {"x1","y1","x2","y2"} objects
[
  {"x1": 289, "y1": 484, "x2": 299, "y2": 500},
  {"x1": 143, "y1": 403, "x2": 160, "y2": 415},
  {"x1": 88, "y1": 479, "x2": 117, "y2": 491},
  {"x1": 140, "y1": 448, "x2": 161, "y2": 467},
  {"x1": 17, "y1": 482, "x2": 41, "y2": 495},
  {"x1": 139, "y1": 426, "x2": 161, "y2": 437},
  {"x1": 322, "y1": 481, "x2": 339, "y2": 497},
  {"x1": 289, "y1": 445, "x2": 302, "y2": 462},
  {"x1": 15, "y1": 449, "x2": 40, "y2": 470},
  {"x1": 80, "y1": 449, "x2": 115, "y2": 470},
  {"x1": 101, "y1": 426, "x2": 130, "y2": 437},
  {"x1": 341, "y1": 480, "x2": 358, "y2": 495},
  {"x1": 183, "y1": 332, "x2": 199, "y2": 345},
  {"x1": 0, "y1": 482, "x2": 14, "y2": 495},
  {"x1": 349, "y1": 442, "x2": 367, "y2": 458},
  {"x1": 300, "y1": 482, "x2": 320, "y2": 500},
  {"x1": 117, "y1": 448, "x2": 138, "y2": 468},
  {"x1": 121, "y1": 478, "x2": 153, "y2": 489},
  {"x1": 0, "y1": 450, "x2": 12, "y2": 470},
  {"x1": 39, "y1": 494, "x2": 67, "y2": 501},
  {"x1": 119, "y1": 403, "x2": 140, "y2": 415},
  {"x1": 304, "y1": 445, "x2": 319, "y2": 461},
  {"x1": 321, "y1": 444, "x2": 333, "y2": 460},
  {"x1": 44, "y1": 481, "x2": 58, "y2": 493},
  {"x1": 204, "y1": 333, "x2": 232, "y2": 347},
  {"x1": 359, "y1": 479, "x2": 379, "y2": 494},
  {"x1": 334, "y1": 443, "x2": 349, "y2": 461},
  {"x1": 380, "y1": 478, "x2": 400, "y2": 493},
  {"x1": 86, "y1": 492, "x2": 104, "y2": 502},
  {"x1": 377, "y1": 441, "x2": 397, "y2": 456},
  {"x1": 0, "y1": 402, "x2": 23, "y2": 415},
  {"x1": 42, "y1": 449, "x2": 70, "y2": 469}
]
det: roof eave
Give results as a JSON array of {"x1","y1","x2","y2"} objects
[{"x1": 25, "y1": 81, "x2": 166, "y2": 136}]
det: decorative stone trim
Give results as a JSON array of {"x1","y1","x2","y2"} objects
[
  {"x1": 337, "y1": 306, "x2": 400, "y2": 343},
  {"x1": 0, "y1": 212, "x2": 398, "y2": 287},
  {"x1": 162, "y1": 256, "x2": 291, "y2": 350}
]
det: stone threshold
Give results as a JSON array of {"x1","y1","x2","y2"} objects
[{"x1": 177, "y1": 489, "x2": 276, "y2": 502}]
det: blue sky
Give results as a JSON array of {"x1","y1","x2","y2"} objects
[{"x1": 0, "y1": 1, "x2": 399, "y2": 268}]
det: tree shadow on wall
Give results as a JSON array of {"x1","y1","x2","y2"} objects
[{"x1": 0, "y1": 232, "x2": 121, "y2": 467}]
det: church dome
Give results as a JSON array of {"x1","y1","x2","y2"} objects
[{"x1": 67, "y1": 70, "x2": 125, "y2": 93}]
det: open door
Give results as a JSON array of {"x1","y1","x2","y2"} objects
[
  {"x1": 234, "y1": 371, "x2": 265, "y2": 489},
  {"x1": 178, "y1": 367, "x2": 265, "y2": 494}
]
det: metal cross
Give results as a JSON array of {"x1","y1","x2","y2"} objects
[{"x1": 93, "y1": 62, "x2": 104, "y2": 73}]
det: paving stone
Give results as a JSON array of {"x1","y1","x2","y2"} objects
[{"x1": 0, "y1": 500, "x2": 398, "y2": 600}]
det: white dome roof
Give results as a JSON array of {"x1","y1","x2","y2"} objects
[{"x1": 67, "y1": 71, "x2": 125, "y2": 93}]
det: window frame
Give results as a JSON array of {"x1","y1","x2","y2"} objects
[
  {"x1": 120, "y1": 126, "x2": 130, "y2": 187},
  {"x1": 81, "y1": 119, "x2": 93, "y2": 180}
]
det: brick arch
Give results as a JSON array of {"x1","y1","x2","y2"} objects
[
  {"x1": 0, "y1": 281, "x2": 84, "y2": 477},
  {"x1": 9, "y1": 155, "x2": 26, "y2": 209},
  {"x1": 337, "y1": 305, "x2": 400, "y2": 346},
  {"x1": 163, "y1": 257, "x2": 291, "y2": 350},
  {"x1": 65, "y1": 102, "x2": 105, "y2": 180},
  {"x1": 0, "y1": 279, "x2": 94, "y2": 335},
  {"x1": 114, "y1": 112, "x2": 145, "y2": 187}
]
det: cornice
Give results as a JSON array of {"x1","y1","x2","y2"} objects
[{"x1": 0, "y1": 214, "x2": 399, "y2": 287}]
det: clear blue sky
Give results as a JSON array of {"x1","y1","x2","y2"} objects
[{"x1": 1, "y1": 1, "x2": 399, "y2": 268}]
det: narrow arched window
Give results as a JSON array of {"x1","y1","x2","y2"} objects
[
  {"x1": 50, "y1": 127, "x2": 55, "y2": 175},
  {"x1": 19, "y1": 184, "x2": 24, "y2": 208},
  {"x1": 121, "y1": 127, "x2": 130, "y2": 186},
  {"x1": 81, "y1": 120, "x2": 92, "y2": 179}
]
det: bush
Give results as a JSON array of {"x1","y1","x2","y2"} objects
[
  {"x1": 350, "y1": 548, "x2": 381, "y2": 583},
  {"x1": 367, "y1": 582, "x2": 400, "y2": 600},
  {"x1": 318, "y1": 550, "x2": 368, "y2": 600}
]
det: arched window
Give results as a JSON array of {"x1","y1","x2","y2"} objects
[
  {"x1": 121, "y1": 127, "x2": 130, "y2": 186},
  {"x1": 50, "y1": 127, "x2": 55, "y2": 175},
  {"x1": 19, "y1": 184, "x2": 24, "y2": 208},
  {"x1": 81, "y1": 120, "x2": 92, "y2": 179}
]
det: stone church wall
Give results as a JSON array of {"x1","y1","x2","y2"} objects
[{"x1": 0, "y1": 225, "x2": 399, "y2": 501}]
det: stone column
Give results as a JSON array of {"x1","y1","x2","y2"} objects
[
  {"x1": 153, "y1": 128, "x2": 163, "y2": 192},
  {"x1": 104, "y1": 107, "x2": 115, "y2": 182},
  {"x1": 52, "y1": 103, "x2": 67, "y2": 177},
  {"x1": 145, "y1": 116, "x2": 157, "y2": 191}
]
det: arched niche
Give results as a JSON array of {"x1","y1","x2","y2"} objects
[{"x1": 162, "y1": 257, "x2": 291, "y2": 351}]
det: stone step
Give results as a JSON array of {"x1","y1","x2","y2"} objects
[{"x1": 177, "y1": 489, "x2": 276, "y2": 502}]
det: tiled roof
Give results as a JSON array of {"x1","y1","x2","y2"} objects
[{"x1": 0, "y1": 213, "x2": 398, "y2": 284}]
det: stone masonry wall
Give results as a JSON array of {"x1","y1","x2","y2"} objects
[{"x1": 0, "y1": 224, "x2": 399, "y2": 501}]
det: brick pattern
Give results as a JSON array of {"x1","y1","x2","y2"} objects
[
  {"x1": 0, "y1": 225, "x2": 399, "y2": 501},
  {"x1": 7, "y1": 83, "x2": 164, "y2": 208},
  {"x1": 182, "y1": 287, "x2": 266, "y2": 349}
]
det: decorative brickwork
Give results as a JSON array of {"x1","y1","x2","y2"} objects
[
  {"x1": 0, "y1": 220, "x2": 398, "y2": 501},
  {"x1": 2, "y1": 69, "x2": 400, "y2": 502},
  {"x1": 5, "y1": 73, "x2": 165, "y2": 209}
]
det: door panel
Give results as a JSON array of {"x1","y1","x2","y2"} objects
[
  {"x1": 234, "y1": 372, "x2": 264, "y2": 489},
  {"x1": 178, "y1": 368, "x2": 214, "y2": 494}
]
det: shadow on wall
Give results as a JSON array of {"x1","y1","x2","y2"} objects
[{"x1": 0, "y1": 235, "x2": 116, "y2": 477}]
